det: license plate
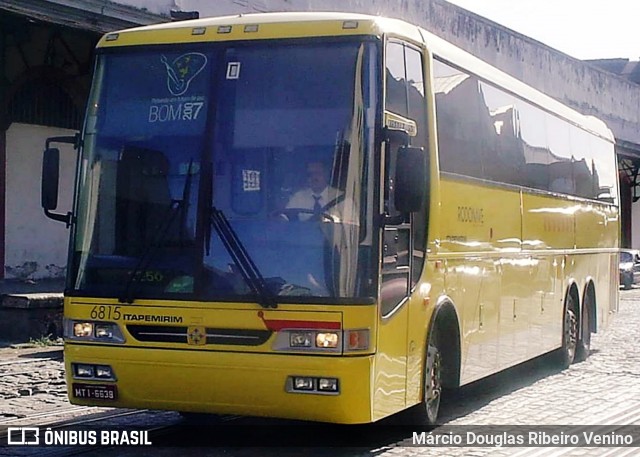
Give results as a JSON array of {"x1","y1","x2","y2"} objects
[{"x1": 72, "y1": 383, "x2": 118, "y2": 401}]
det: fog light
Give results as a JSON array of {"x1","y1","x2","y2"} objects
[
  {"x1": 293, "y1": 377, "x2": 314, "y2": 391},
  {"x1": 75, "y1": 364, "x2": 94, "y2": 378},
  {"x1": 290, "y1": 332, "x2": 313, "y2": 348},
  {"x1": 318, "y1": 378, "x2": 339, "y2": 392},
  {"x1": 316, "y1": 332, "x2": 339, "y2": 348},
  {"x1": 95, "y1": 365, "x2": 114, "y2": 379},
  {"x1": 74, "y1": 322, "x2": 93, "y2": 338}
]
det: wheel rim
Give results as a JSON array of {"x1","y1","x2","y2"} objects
[
  {"x1": 564, "y1": 305, "x2": 578, "y2": 361},
  {"x1": 425, "y1": 346, "x2": 442, "y2": 422},
  {"x1": 582, "y1": 303, "x2": 591, "y2": 350}
]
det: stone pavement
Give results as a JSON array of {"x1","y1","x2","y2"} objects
[{"x1": 0, "y1": 345, "x2": 71, "y2": 424}]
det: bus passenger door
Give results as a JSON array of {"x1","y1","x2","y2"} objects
[
  {"x1": 375, "y1": 223, "x2": 410, "y2": 418},
  {"x1": 374, "y1": 39, "x2": 411, "y2": 418},
  {"x1": 374, "y1": 39, "x2": 430, "y2": 419}
]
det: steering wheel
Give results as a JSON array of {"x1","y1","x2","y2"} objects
[{"x1": 274, "y1": 208, "x2": 337, "y2": 222}]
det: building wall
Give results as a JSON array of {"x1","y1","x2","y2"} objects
[{"x1": 5, "y1": 123, "x2": 76, "y2": 279}]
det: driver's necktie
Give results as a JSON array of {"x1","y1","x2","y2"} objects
[{"x1": 312, "y1": 195, "x2": 322, "y2": 216}]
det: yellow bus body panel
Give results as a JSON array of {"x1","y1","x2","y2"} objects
[
  {"x1": 65, "y1": 298, "x2": 382, "y2": 424},
  {"x1": 65, "y1": 343, "x2": 374, "y2": 424}
]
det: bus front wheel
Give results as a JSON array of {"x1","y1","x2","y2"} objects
[{"x1": 423, "y1": 339, "x2": 442, "y2": 425}]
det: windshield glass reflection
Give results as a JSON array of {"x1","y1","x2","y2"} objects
[{"x1": 69, "y1": 40, "x2": 378, "y2": 303}]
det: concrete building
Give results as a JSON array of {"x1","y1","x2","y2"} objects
[
  {"x1": 1, "y1": 0, "x2": 639, "y2": 279},
  {"x1": 0, "y1": 0, "x2": 165, "y2": 280}
]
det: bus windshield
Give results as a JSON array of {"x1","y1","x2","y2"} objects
[{"x1": 69, "y1": 40, "x2": 379, "y2": 303}]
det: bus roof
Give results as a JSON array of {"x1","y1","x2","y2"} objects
[
  {"x1": 97, "y1": 11, "x2": 614, "y2": 142},
  {"x1": 96, "y1": 12, "x2": 422, "y2": 47}
]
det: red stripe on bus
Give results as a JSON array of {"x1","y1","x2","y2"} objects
[{"x1": 258, "y1": 311, "x2": 341, "y2": 331}]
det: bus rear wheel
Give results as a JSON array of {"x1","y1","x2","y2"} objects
[{"x1": 575, "y1": 295, "x2": 591, "y2": 362}]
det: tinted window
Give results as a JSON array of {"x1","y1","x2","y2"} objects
[
  {"x1": 479, "y1": 82, "x2": 524, "y2": 185},
  {"x1": 591, "y1": 137, "x2": 618, "y2": 205},
  {"x1": 434, "y1": 58, "x2": 617, "y2": 205},
  {"x1": 386, "y1": 41, "x2": 407, "y2": 116},
  {"x1": 546, "y1": 114, "x2": 573, "y2": 194},
  {"x1": 570, "y1": 127, "x2": 596, "y2": 199},
  {"x1": 404, "y1": 46, "x2": 429, "y2": 285},
  {"x1": 434, "y1": 60, "x2": 485, "y2": 179}
]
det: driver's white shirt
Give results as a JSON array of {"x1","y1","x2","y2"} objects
[{"x1": 286, "y1": 186, "x2": 340, "y2": 213}]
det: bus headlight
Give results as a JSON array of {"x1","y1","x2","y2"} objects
[
  {"x1": 275, "y1": 329, "x2": 369, "y2": 352},
  {"x1": 289, "y1": 332, "x2": 313, "y2": 348},
  {"x1": 95, "y1": 324, "x2": 114, "y2": 339},
  {"x1": 73, "y1": 322, "x2": 93, "y2": 338},
  {"x1": 64, "y1": 319, "x2": 125, "y2": 344},
  {"x1": 278, "y1": 329, "x2": 340, "y2": 352},
  {"x1": 316, "y1": 332, "x2": 339, "y2": 348}
]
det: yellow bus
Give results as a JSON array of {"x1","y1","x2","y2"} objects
[{"x1": 41, "y1": 12, "x2": 619, "y2": 425}]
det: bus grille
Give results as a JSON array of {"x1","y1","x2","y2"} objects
[{"x1": 127, "y1": 325, "x2": 271, "y2": 346}]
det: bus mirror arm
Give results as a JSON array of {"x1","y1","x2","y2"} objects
[
  {"x1": 382, "y1": 126, "x2": 410, "y2": 146},
  {"x1": 382, "y1": 213, "x2": 406, "y2": 226},
  {"x1": 41, "y1": 134, "x2": 79, "y2": 228}
]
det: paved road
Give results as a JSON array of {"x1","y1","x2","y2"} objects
[{"x1": 2, "y1": 288, "x2": 640, "y2": 456}]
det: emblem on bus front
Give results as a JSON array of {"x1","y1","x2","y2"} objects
[
  {"x1": 161, "y1": 53, "x2": 207, "y2": 96},
  {"x1": 187, "y1": 326, "x2": 207, "y2": 345}
]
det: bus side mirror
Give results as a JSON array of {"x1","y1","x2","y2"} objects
[
  {"x1": 42, "y1": 147, "x2": 72, "y2": 226},
  {"x1": 394, "y1": 146, "x2": 428, "y2": 213},
  {"x1": 42, "y1": 148, "x2": 60, "y2": 211},
  {"x1": 40, "y1": 134, "x2": 78, "y2": 227}
]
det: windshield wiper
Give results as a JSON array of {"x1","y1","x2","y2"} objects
[
  {"x1": 119, "y1": 160, "x2": 194, "y2": 304},
  {"x1": 118, "y1": 200, "x2": 180, "y2": 303},
  {"x1": 210, "y1": 207, "x2": 277, "y2": 309}
]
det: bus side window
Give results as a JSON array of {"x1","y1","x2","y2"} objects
[
  {"x1": 381, "y1": 41, "x2": 429, "y2": 313},
  {"x1": 404, "y1": 46, "x2": 428, "y2": 286}
]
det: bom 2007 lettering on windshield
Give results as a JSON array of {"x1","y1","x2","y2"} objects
[{"x1": 148, "y1": 52, "x2": 208, "y2": 124}]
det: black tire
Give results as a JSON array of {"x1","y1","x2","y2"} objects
[
  {"x1": 398, "y1": 328, "x2": 443, "y2": 426},
  {"x1": 556, "y1": 294, "x2": 578, "y2": 368},
  {"x1": 575, "y1": 295, "x2": 591, "y2": 362},
  {"x1": 423, "y1": 339, "x2": 443, "y2": 425}
]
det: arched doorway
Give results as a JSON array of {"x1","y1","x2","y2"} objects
[{"x1": 0, "y1": 9, "x2": 97, "y2": 279}]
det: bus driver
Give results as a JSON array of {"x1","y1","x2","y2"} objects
[{"x1": 285, "y1": 160, "x2": 345, "y2": 221}]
